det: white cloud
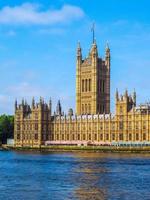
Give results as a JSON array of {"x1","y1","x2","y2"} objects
[{"x1": 0, "y1": 3, "x2": 84, "y2": 25}]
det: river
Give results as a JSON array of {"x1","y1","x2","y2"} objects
[{"x1": 0, "y1": 150, "x2": 150, "y2": 200}]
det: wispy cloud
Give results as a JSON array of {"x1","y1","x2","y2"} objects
[{"x1": 0, "y1": 3, "x2": 85, "y2": 25}]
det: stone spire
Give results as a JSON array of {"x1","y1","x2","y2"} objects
[
  {"x1": 133, "y1": 89, "x2": 136, "y2": 106},
  {"x1": 39, "y1": 96, "x2": 42, "y2": 105},
  {"x1": 15, "y1": 99, "x2": 17, "y2": 110},
  {"x1": 32, "y1": 97, "x2": 35, "y2": 108},
  {"x1": 77, "y1": 41, "x2": 82, "y2": 58},
  {"x1": 56, "y1": 100, "x2": 62, "y2": 116},
  {"x1": 49, "y1": 98, "x2": 52, "y2": 115},
  {"x1": 22, "y1": 98, "x2": 24, "y2": 106},
  {"x1": 125, "y1": 89, "x2": 128, "y2": 99},
  {"x1": 91, "y1": 22, "x2": 95, "y2": 44},
  {"x1": 105, "y1": 41, "x2": 110, "y2": 68},
  {"x1": 91, "y1": 39, "x2": 98, "y2": 57},
  {"x1": 116, "y1": 89, "x2": 119, "y2": 101}
]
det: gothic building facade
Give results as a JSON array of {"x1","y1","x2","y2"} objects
[
  {"x1": 14, "y1": 40, "x2": 150, "y2": 147},
  {"x1": 76, "y1": 41, "x2": 110, "y2": 115}
]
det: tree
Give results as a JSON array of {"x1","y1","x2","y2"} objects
[{"x1": 0, "y1": 115, "x2": 14, "y2": 144}]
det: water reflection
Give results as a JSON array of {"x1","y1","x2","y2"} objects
[
  {"x1": 74, "y1": 153, "x2": 108, "y2": 200},
  {"x1": 73, "y1": 152, "x2": 150, "y2": 200},
  {"x1": 1, "y1": 151, "x2": 150, "y2": 200}
]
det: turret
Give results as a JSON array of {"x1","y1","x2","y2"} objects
[
  {"x1": 49, "y1": 98, "x2": 52, "y2": 115},
  {"x1": 116, "y1": 90, "x2": 135, "y2": 115},
  {"x1": 68, "y1": 108, "x2": 73, "y2": 117},
  {"x1": 124, "y1": 89, "x2": 128, "y2": 99},
  {"x1": 91, "y1": 40, "x2": 98, "y2": 58},
  {"x1": 116, "y1": 89, "x2": 119, "y2": 101},
  {"x1": 105, "y1": 42, "x2": 110, "y2": 69},
  {"x1": 77, "y1": 42, "x2": 82, "y2": 65},
  {"x1": 39, "y1": 96, "x2": 42, "y2": 106},
  {"x1": 133, "y1": 90, "x2": 136, "y2": 107},
  {"x1": 56, "y1": 100, "x2": 62, "y2": 116},
  {"x1": 15, "y1": 99, "x2": 17, "y2": 110},
  {"x1": 32, "y1": 97, "x2": 35, "y2": 109},
  {"x1": 22, "y1": 98, "x2": 24, "y2": 106}
]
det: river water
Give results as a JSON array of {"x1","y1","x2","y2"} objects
[{"x1": 0, "y1": 150, "x2": 150, "y2": 200}]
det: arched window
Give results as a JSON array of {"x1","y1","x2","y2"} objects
[
  {"x1": 136, "y1": 133, "x2": 139, "y2": 141},
  {"x1": 100, "y1": 80, "x2": 102, "y2": 92},
  {"x1": 129, "y1": 133, "x2": 132, "y2": 141},
  {"x1": 82, "y1": 104, "x2": 84, "y2": 113},
  {"x1": 83, "y1": 134, "x2": 86, "y2": 140},
  {"x1": 85, "y1": 104, "x2": 87, "y2": 114},
  {"x1": 103, "y1": 80, "x2": 105, "y2": 92},
  {"x1": 89, "y1": 134, "x2": 91, "y2": 140},
  {"x1": 119, "y1": 133, "x2": 123, "y2": 140},
  {"x1": 89, "y1": 79, "x2": 91, "y2": 91},
  {"x1": 78, "y1": 134, "x2": 80, "y2": 140},
  {"x1": 85, "y1": 79, "x2": 87, "y2": 92},
  {"x1": 82, "y1": 79, "x2": 84, "y2": 92},
  {"x1": 94, "y1": 134, "x2": 97, "y2": 141}
]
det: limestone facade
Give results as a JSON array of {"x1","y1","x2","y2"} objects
[{"x1": 14, "y1": 41, "x2": 150, "y2": 147}]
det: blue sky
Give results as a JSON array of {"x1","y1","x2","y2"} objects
[{"x1": 0, "y1": 0, "x2": 150, "y2": 114}]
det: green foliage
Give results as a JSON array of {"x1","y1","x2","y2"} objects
[{"x1": 0, "y1": 115, "x2": 14, "y2": 144}]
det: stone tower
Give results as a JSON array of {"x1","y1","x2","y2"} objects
[
  {"x1": 115, "y1": 89, "x2": 136, "y2": 115},
  {"x1": 76, "y1": 40, "x2": 110, "y2": 115}
]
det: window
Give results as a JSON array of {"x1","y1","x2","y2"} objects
[
  {"x1": 100, "y1": 134, "x2": 103, "y2": 140},
  {"x1": 77, "y1": 134, "x2": 80, "y2": 140},
  {"x1": 57, "y1": 134, "x2": 59, "y2": 140},
  {"x1": 136, "y1": 133, "x2": 139, "y2": 141},
  {"x1": 94, "y1": 134, "x2": 97, "y2": 140},
  {"x1": 35, "y1": 113, "x2": 38, "y2": 120},
  {"x1": 89, "y1": 79, "x2": 91, "y2": 91},
  {"x1": 72, "y1": 134, "x2": 75, "y2": 140},
  {"x1": 35, "y1": 133, "x2": 38, "y2": 140},
  {"x1": 112, "y1": 134, "x2": 115, "y2": 140},
  {"x1": 119, "y1": 133, "x2": 123, "y2": 140},
  {"x1": 83, "y1": 134, "x2": 86, "y2": 140},
  {"x1": 82, "y1": 104, "x2": 84, "y2": 113},
  {"x1": 120, "y1": 106, "x2": 123, "y2": 114},
  {"x1": 17, "y1": 134, "x2": 20, "y2": 140},
  {"x1": 100, "y1": 80, "x2": 102, "y2": 92},
  {"x1": 106, "y1": 134, "x2": 109, "y2": 140},
  {"x1": 17, "y1": 124, "x2": 20, "y2": 131},
  {"x1": 85, "y1": 104, "x2": 87, "y2": 114},
  {"x1": 129, "y1": 134, "x2": 132, "y2": 140},
  {"x1": 35, "y1": 124, "x2": 38, "y2": 131},
  {"x1": 119, "y1": 122, "x2": 123, "y2": 130},
  {"x1": 103, "y1": 80, "x2": 105, "y2": 92},
  {"x1": 85, "y1": 79, "x2": 87, "y2": 92},
  {"x1": 143, "y1": 133, "x2": 146, "y2": 140},
  {"x1": 89, "y1": 134, "x2": 91, "y2": 140},
  {"x1": 103, "y1": 105, "x2": 105, "y2": 113},
  {"x1": 62, "y1": 134, "x2": 64, "y2": 140},
  {"x1": 82, "y1": 80, "x2": 84, "y2": 92}
]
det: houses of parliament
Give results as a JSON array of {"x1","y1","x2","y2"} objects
[{"x1": 14, "y1": 36, "x2": 150, "y2": 147}]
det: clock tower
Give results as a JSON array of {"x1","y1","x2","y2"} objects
[{"x1": 76, "y1": 40, "x2": 110, "y2": 115}]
